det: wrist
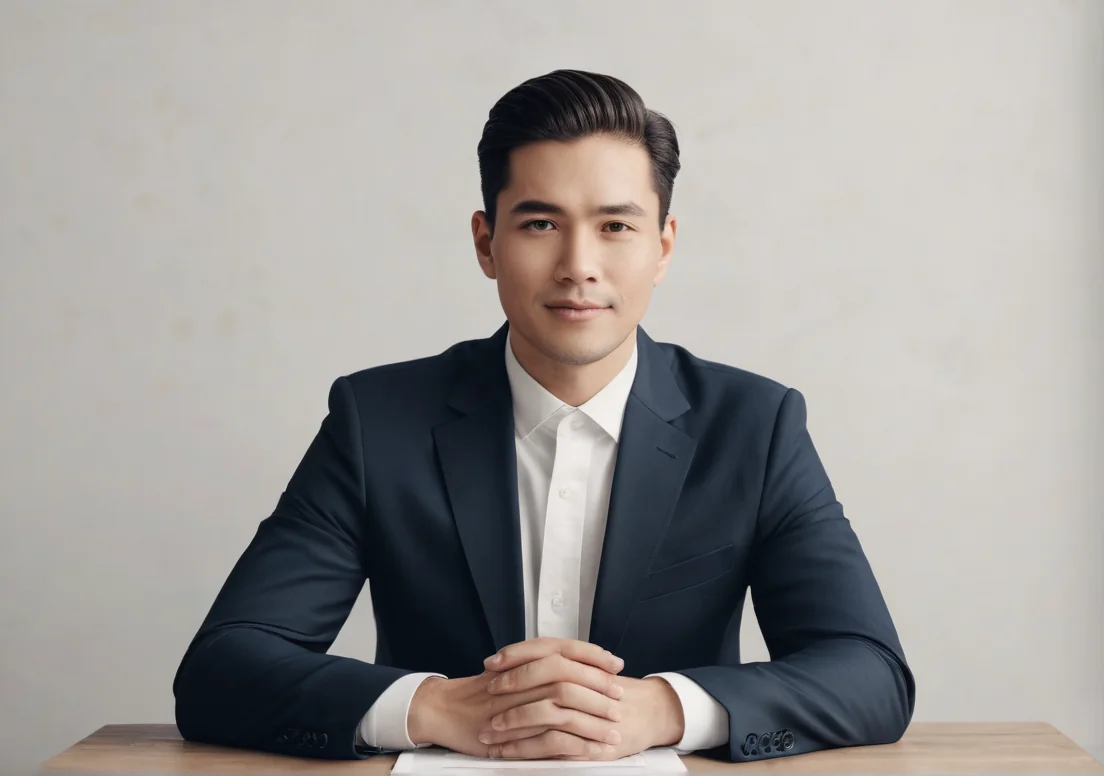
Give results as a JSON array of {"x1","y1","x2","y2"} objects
[
  {"x1": 645, "y1": 677, "x2": 686, "y2": 748},
  {"x1": 407, "y1": 676, "x2": 447, "y2": 746}
]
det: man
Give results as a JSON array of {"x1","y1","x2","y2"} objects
[{"x1": 173, "y1": 69, "x2": 915, "y2": 763}]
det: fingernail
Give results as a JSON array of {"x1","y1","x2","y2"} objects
[
  {"x1": 479, "y1": 733, "x2": 491, "y2": 744},
  {"x1": 610, "y1": 684, "x2": 624, "y2": 699},
  {"x1": 613, "y1": 657, "x2": 625, "y2": 670},
  {"x1": 606, "y1": 730, "x2": 621, "y2": 745}
]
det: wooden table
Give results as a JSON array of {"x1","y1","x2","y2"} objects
[{"x1": 37, "y1": 723, "x2": 1103, "y2": 774}]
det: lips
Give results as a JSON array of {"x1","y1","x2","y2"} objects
[
  {"x1": 545, "y1": 302, "x2": 607, "y2": 310},
  {"x1": 545, "y1": 303, "x2": 609, "y2": 321}
]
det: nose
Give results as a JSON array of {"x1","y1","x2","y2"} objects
[{"x1": 553, "y1": 231, "x2": 601, "y2": 285}]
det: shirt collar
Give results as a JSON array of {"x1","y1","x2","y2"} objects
[{"x1": 504, "y1": 331, "x2": 638, "y2": 441}]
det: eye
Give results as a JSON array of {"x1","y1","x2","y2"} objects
[
  {"x1": 605, "y1": 222, "x2": 633, "y2": 233},
  {"x1": 523, "y1": 219, "x2": 556, "y2": 232}
]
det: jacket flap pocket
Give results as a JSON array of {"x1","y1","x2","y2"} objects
[{"x1": 638, "y1": 543, "x2": 735, "y2": 601}]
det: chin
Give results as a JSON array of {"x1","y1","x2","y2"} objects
[{"x1": 538, "y1": 336, "x2": 622, "y2": 367}]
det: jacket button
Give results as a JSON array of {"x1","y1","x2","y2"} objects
[
  {"x1": 741, "y1": 734, "x2": 757, "y2": 756},
  {"x1": 318, "y1": 733, "x2": 328, "y2": 748},
  {"x1": 781, "y1": 730, "x2": 795, "y2": 750}
]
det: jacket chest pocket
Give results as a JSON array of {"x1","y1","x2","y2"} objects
[{"x1": 637, "y1": 543, "x2": 736, "y2": 602}]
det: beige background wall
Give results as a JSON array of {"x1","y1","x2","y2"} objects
[{"x1": 1, "y1": 1, "x2": 1102, "y2": 771}]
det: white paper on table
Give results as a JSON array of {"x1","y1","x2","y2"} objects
[{"x1": 391, "y1": 747, "x2": 686, "y2": 776}]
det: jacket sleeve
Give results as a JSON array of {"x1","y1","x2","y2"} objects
[
  {"x1": 676, "y1": 387, "x2": 916, "y2": 762},
  {"x1": 172, "y1": 376, "x2": 409, "y2": 759}
]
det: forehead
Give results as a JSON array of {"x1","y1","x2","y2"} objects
[{"x1": 500, "y1": 135, "x2": 658, "y2": 214}]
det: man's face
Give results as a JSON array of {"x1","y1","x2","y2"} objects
[{"x1": 472, "y1": 134, "x2": 676, "y2": 368}]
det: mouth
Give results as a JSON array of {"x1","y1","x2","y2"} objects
[
  {"x1": 544, "y1": 302, "x2": 610, "y2": 321},
  {"x1": 546, "y1": 303, "x2": 606, "y2": 310}
]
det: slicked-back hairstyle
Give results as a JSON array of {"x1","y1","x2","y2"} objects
[{"x1": 476, "y1": 69, "x2": 681, "y2": 232}]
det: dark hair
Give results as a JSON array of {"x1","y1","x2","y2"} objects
[{"x1": 476, "y1": 69, "x2": 681, "y2": 231}]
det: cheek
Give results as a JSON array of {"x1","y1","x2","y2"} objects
[
  {"x1": 496, "y1": 242, "x2": 557, "y2": 284},
  {"x1": 611, "y1": 259, "x2": 661, "y2": 301},
  {"x1": 493, "y1": 263, "x2": 546, "y2": 309}
]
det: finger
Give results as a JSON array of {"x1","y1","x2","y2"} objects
[
  {"x1": 493, "y1": 683, "x2": 620, "y2": 725},
  {"x1": 552, "y1": 640, "x2": 625, "y2": 675},
  {"x1": 482, "y1": 725, "x2": 622, "y2": 750},
  {"x1": 486, "y1": 638, "x2": 624, "y2": 675},
  {"x1": 551, "y1": 681, "x2": 623, "y2": 722},
  {"x1": 561, "y1": 748, "x2": 621, "y2": 762},
  {"x1": 488, "y1": 730, "x2": 615, "y2": 760},
  {"x1": 488, "y1": 653, "x2": 623, "y2": 699},
  {"x1": 485, "y1": 700, "x2": 622, "y2": 746},
  {"x1": 478, "y1": 725, "x2": 550, "y2": 745}
]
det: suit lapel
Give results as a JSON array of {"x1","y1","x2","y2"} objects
[
  {"x1": 589, "y1": 330, "x2": 696, "y2": 653},
  {"x1": 432, "y1": 324, "x2": 526, "y2": 653}
]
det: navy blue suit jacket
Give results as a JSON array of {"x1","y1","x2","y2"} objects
[{"x1": 173, "y1": 323, "x2": 915, "y2": 761}]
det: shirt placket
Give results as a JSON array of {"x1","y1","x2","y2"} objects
[{"x1": 536, "y1": 410, "x2": 594, "y2": 640}]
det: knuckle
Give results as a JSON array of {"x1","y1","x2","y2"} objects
[
  {"x1": 586, "y1": 665, "x2": 608, "y2": 689},
  {"x1": 526, "y1": 702, "x2": 546, "y2": 724},
  {"x1": 548, "y1": 700, "x2": 570, "y2": 725},
  {"x1": 548, "y1": 731, "x2": 573, "y2": 752}
]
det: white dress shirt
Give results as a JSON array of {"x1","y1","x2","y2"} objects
[{"x1": 358, "y1": 333, "x2": 729, "y2": 752}]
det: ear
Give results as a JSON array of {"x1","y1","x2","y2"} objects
[
  {"x1": 472, "y1": 211, "x2": 496, "y2": 279},
  {"x1": 653, "y1": 214, "x2": 677, "y2": 285}
]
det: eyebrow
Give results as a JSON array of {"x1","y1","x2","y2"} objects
[{"x1": 508, "y1": 199, "x2": 648, "y2": 218}]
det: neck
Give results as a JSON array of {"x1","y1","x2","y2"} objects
[{"x1": 510, "y1": 329, "x2": 636, "y2": 407}]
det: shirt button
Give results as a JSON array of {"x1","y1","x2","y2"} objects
[
  {"x1": 551, "y1": 595, "x2": 564, "y2": 610},
  {"x1": 558, "y1": 486, "x2": 571, "y2": 499}
]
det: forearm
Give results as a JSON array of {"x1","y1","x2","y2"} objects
[
  {"x1": 173, "y1": 625, "x2": 410, "y2": 760},
  {"x1": 679, "y1": 637, "x2": 913, "y2": 762}
]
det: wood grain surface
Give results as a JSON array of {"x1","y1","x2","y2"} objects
[{"x1": 37, "y1": 722, "x2": 1104, "y2": 774}]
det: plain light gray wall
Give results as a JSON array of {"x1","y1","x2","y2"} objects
[{"x1": 1, "y1": 0, "x2": 1101, "y2": 770}]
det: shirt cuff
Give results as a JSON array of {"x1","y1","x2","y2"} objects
[
  {"x1": 356, "y1": 672, "x2": 446, "y2": 751},
  {"x1": 647, "y1": 672, "x2": 730, "y2": 753}
]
